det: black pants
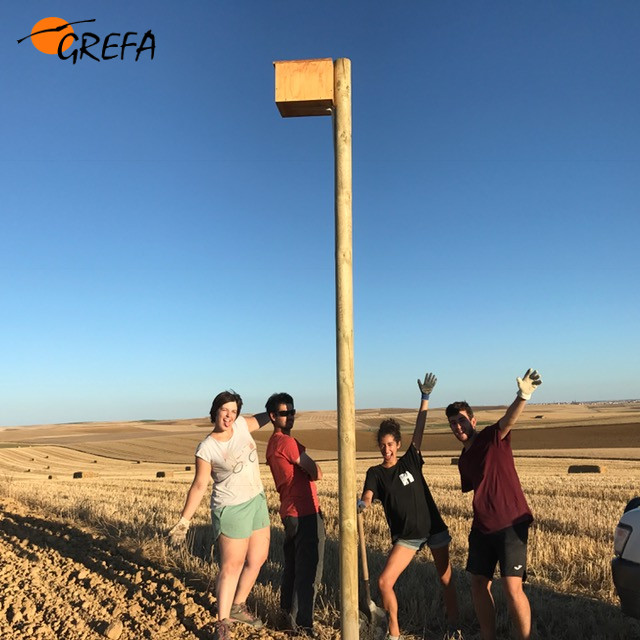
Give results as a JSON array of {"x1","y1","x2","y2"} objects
[{"x1": 281, "y1": 511, "x2": 325, "y2": 629}]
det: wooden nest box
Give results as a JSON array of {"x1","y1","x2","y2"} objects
[{"x1": 274, "y1": 58, "x2": 334, "y2": 117}]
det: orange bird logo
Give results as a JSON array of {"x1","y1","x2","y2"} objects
[{"x1": 18, "y1": 18, "x2": 95, "y2": 54}]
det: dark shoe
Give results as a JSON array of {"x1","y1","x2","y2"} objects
[
  {"x1": 229, "y1": 602, "x2": 264, "y2": 629},
  {"x1": 276, "y1": 609, "x2": 295, "y2": 631},
  {"x1": 212, "y1": 619, "x2": 232, "y2": 640}
]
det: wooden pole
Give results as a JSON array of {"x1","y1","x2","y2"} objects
[
  {"x1": 333, "y1": 57, "x2": 358, "y2": 640},
  {"x1": 273, "y1": 57, "x2": 358, "y2": 638}
]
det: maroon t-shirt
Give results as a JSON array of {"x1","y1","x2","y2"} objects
[{"x1": 458, "y1": 422, "x2": 533, "y2": 534}]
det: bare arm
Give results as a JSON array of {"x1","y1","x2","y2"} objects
[
  {"x1": 497, "y1": 396, "x2": 527, "y2": 439},
  {"x1": 412, "y1": 372, "x2": 437, "y2": 451},
  {"x1": 359, "y1": 488, "x2": 374, "y2": 509},
  {"x1": 179, "y1": 456, "x2": 211, "y2": 520},
  {"x1": 245, "y1": 411, "x2": 272, "y2": 433},
  {"x1": 497, "y1": 368, "x2": 542, "y2": 439},
  {"x1": 296, "y1": 451, "x2": 323, "y2": 481}
]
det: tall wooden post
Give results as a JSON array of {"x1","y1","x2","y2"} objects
[
  {"x1": 274, "y1": 57, "x2": 358, "y2": 640},
  {"x1": 333, "y1": 57, "x2": 358, "y2": 640}
]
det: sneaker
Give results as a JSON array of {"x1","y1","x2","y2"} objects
[
  {"x1": 443, "y1": 628, "x2": 464, "y2": 640},
  {"x1": 212, "y1": 619, "x2": 232, "y2": 640},
  {"x1": 229, "y1": 602, "x2": 264, "y2": 629},
  {"x1": 384, "y1": 635, "x2": 403, "y2": 640}
]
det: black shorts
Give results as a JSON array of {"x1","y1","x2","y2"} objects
[{"x1": 466, "y1": 521, "x2": 529, "y2": 580}]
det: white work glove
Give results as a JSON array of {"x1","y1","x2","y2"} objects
[
  {"x1": 357, "y1": 499, "x2": 367, "y2": 513},
  {"x1": 516, "y1": 368, "x2": 542, "y2": 400},
  {"x1": 168, "y1": 517, "x2": 190, "y2": 546},
  {"x1": 417, "y1": 372, "x2": 437, "y2": 400}
]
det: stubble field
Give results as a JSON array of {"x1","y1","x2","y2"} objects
[{"x1": 1, "y1": 402, "x2": 639, "y2": 639}]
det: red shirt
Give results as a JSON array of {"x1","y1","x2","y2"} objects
[
  {"x1": 458, "y1": 422, "x2": 533, "y2": 534},
  {"x1": 266, "y1": 432, "x2": 320, "y2": 518}
]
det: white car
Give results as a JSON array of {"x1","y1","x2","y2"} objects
[{"x1": 612, "y1": 497, "x2": 640, "y2": 618}]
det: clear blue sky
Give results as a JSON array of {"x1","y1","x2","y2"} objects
[{"x1": 2, "y1": 2, "x2": 639, "y2": 426}]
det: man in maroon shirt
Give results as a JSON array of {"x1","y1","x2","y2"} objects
[
  {"x1": 446, "y1": 368, "x2": 542, "y2": 640},
  {"x1": 265, "y1": 392, "x2": 324, "y2": 637}
]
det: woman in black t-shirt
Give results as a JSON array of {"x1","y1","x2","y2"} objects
[{"x1": 359, "y1": 373, "x2": 463, "y2": 640}]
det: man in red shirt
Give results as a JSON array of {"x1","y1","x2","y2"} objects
[
  {"x1": 447, "y1": 369, "x2": 542, "y2": 640},
  {"x1": 265, "y1": 393, "x2": 324, "y2": 637}
]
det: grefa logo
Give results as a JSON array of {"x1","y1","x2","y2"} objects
[
  {"x1": 17, "y1": 17, "x2": 155, "y2": 64},
  {"x1": 399, "y1": 470, "x2": 415, "y2": 486}
]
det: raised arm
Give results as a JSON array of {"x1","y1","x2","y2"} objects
[
  {"x1": 497, "y1": 368, "x2": 542, "y2": 439},
  {"x1": 411, "y1": 372, "x2": 437, "y2": 451},
  {"x1": 245, "y1": 411, "x2": 272, "y2": 433}
]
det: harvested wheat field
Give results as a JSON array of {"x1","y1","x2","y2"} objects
[{"x1": 1, "y1": 402, "x2": 639, "y2": 639}]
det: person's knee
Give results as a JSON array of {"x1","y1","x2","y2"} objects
[
  {"x1": 220, "y1": 558, "x2": 245, "y2": 576},
  {"x1": 437, "y1": 562, "x2": 453, "y2": 588},
  {"x1": 378, "y1": 573, "x2": 394, "y2": 594},
  {"x1": 470, "y1": 574, "x2": 491, "y2": 595},
  {"x1": 246, "y1": 532, "x2": 270, "y2": 566},
  {"x1": 502, "y1": 577, "x2": 526, "y2": 603},
  {"x1": 245, "y1": 550, "x2": 268, "y2": 571}
]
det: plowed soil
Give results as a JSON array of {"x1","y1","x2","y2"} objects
[{"x1": 0, "y1": 497, "x2": 295, "y2": 640}]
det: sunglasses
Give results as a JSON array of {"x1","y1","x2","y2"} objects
[{"x1": 276, "y1": 409, "x2": 296, "y2": 417}]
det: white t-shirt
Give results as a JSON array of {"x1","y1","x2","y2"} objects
[{"x1": 195, "y1": 415, "x2": 264, "y2": 509}]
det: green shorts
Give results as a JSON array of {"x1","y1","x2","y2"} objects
[{"x1": 211, "y1": 492, "x2": 270, "y2": 540}]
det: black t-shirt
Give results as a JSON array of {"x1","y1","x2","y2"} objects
[{"x1": 363, "y1": 444, "x2": 447, "y2": 542}]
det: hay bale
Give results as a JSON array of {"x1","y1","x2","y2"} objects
[
  {"x1": 25, "y1": 468, "x2": 31, "y2": 473},
  {"x1": 534, "y1": 415, "x2": 544, "y2": 419},
  {"x1": 156, "y1": 471, "x2": 174, "y2": 478},
  {"x1": 73, "y1": 471, "x2": 98, "y2": 479},
  {"x1": 451, "y1": 457, "x2": 459, "y2": 465},
  {"x1": 568, "y1": 464, "x2": 604, "y2": 474},
  {"x1": 48, "y1": 475, "x2": 53, "y2": 480}
]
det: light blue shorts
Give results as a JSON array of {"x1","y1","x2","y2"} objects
[
  {"x1": 395, "y1": 528, "x2": 451, "y2": 551},
  {"x1": 211, "y1": 492, "x2": 270, "y2": 540}
]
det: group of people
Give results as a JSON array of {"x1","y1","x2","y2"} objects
[
  {"x1": 168, "y1": 367, "x2": 542, "y2": 640},
  {"x1": 168, "y1": 390, "x2": 325, "y2": 640}
]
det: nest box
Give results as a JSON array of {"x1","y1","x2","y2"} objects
[{"x1": 274, "y1": 58, "x2": 334, "y2": 117}]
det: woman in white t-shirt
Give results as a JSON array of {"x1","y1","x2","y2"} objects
[{"x1": 168, "y1": 390, "x2": 272, "y2": 640}]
